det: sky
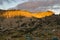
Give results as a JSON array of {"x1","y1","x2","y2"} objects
[
  {"x1": 0, "y1": 0, "x2": 29, "y2": 10},
  {"x1": 0, "y1": 0, "x2": 60, "y2": 11}
]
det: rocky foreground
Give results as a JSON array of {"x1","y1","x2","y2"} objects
[{"x1": 0, "y1": 14, "x2": 60, "y2": 40}]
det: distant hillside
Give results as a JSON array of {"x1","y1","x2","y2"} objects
[{"x1": 0, "y1": 10, "x2": 54, "y2": 19}]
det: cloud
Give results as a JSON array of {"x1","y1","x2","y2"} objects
[{"x1": 0, "y1": 0, "x2": 28, "y2": 10}]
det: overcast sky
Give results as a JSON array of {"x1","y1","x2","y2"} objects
[
  {"x1": 0, "y1": 0, "x2": 60, "y2": 10},
  {"x1": 0, "y1": 0, "x2": 29, "y2": 10}
]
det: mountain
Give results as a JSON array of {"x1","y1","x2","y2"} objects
[{"x1": 10, "y1": 0, "x2": 60, "y2": 12}]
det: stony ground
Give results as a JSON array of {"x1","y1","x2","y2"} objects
[{"x1": 0, "y1": 14, "x2": 60, "y2": 40}]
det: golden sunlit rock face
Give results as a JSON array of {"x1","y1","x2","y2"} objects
[
  {"x1": 1, "y1": 10, "x2": 54, "y2": 18},
  {"x1": 32, "y1": 11, "x2": 54, "y2": 18}
]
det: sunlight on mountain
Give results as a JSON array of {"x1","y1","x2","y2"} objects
[
  {"x1": 1, "y1": 10, "x2": 54, "y2": 18},
  {"x1": 32, "y1": 11, "x2": 54, "y2": 18}
]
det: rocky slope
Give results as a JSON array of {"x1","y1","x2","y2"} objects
[{"x1": 0, "y1": 13, "x2": 60, "y2": 40}]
